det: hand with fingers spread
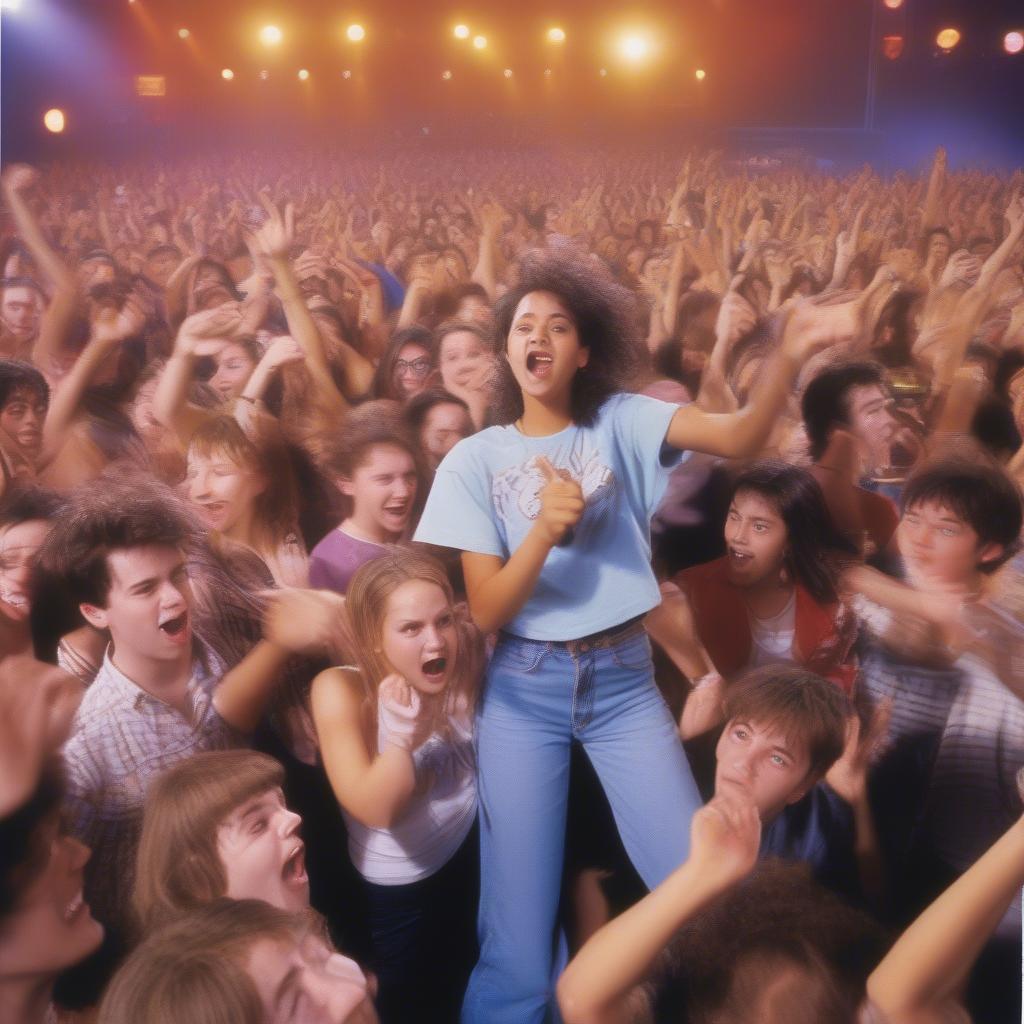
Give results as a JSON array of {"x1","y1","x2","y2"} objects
[
  {"x1": 261, "y1": 586, "x2": 346, "y2": 656},
  {"x1": 91, "y1": 292, "x2": 148, "y2": 347},
  {"x1": 826, "y1": 700, "x2": 892, "y2": 805},
  {"x1": 533, "y1": 455, "x2": 585, "y2": 547},
  {"x1": 689, "y1": 792, "x2": 762, "y2": 886},
  {"x1": 377, "y1": 674, "x2": 437, "y2": 753},
  {"x1": 253, "y1": 192, "x2": 296, "y2": 260}
]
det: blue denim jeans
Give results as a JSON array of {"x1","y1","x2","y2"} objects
[{"x1": 461, "y1": 625, "x2": 700, "y2": 1024}]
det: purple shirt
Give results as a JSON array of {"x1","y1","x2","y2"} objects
[{"x1": 308, "y1": 528, "x2": 386, "y2": 595}]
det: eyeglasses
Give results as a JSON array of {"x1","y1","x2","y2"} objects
[{"x1": 394, "y1": 357, "x2": 432, "y2": 378}]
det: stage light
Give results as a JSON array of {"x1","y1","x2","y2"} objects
[
  {"x1": 453, "y1": 24, "x2": 470, "y2": 40},
  {"x1": 0, "y1": 0, "x2": 23, "y2": 11},
  {"x1": 1005, "y1": 31, "x2": 1024, "y2": 55},
  {"x1": 882, "y1": 34, "x2": 905, "y2": 59},
  {"x1": 544, "y1": 67, "x2": 552, "y2": 77},
  {"x1": 547, "y1": 27, "x2": 565, "y2": 44},
  {"x1": 260, "y1": 25, "x2": 282, "y2": 46},
  {"x1": 936, "y1": 27, "x2": 961, "y2": 51},
  {"x1": 259, "y1": 69, "x2": 270, "y2": 80},
  {"x1": 503, "y1": 68, "x2": 513, "y2": 78},
  {"x1": 298, "y1": 68, "x2": 309, "y2": 80},
  {"x1": 43, "y1": 108, "x2": 65, "y2": 133},
  {"x1": 442, "y1": 69, "x2": 453, "y2": 80},
  {"x1": 619, "y1": 33, "x2": 652, "y2": 63},
  {"x1": 695, "y1": 68, "x2": 706, "y2": 81},
  {"x1": 177, "y1": 27, "x2": 189, "y2": 40},
  {"x1": 882, "y1": 0, "x2": 903, "y2": 9},
  {"x1": 342, "y1": 69, "x2": 352, "y2": 79},
  {"x1": 472, "y1": 34, "x2": 487, "y2": 49},
  {"x1": 599, "y1": 67, "x2": 608, "y2": 77},
  {"x1": 221, "y1": 68, "x2": 234, "y2": 80},
  {"x1": 346, "y1": 23, "x2": 365, "y2": 42}
]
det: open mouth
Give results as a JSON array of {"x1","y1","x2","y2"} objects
[
  {"x1": 282, "y1": 843, "x2": 308, "y2": 885},
  {"x1": 383, "y1": 503, "x2": 408, "y2": 519},
  {"x1": 159, "y1": 611, "x2": 189, "y2": 639},
  {"x1": 525, "y1": 351, "x2": 554, "y2": 377},
  {"x1": 422, "y1": 656, "x2": 447, "y2": 679},
  {"x1": 728, "y1": 547, "x2": 754, "y2": 566}
]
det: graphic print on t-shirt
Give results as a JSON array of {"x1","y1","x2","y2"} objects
[{"x1": 492, "y1": 437, "x2": 615, "y2": 547}]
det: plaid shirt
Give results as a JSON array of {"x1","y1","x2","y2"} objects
[{"x1": 62, "y1": 642, "x2": 243, "y2": 932}]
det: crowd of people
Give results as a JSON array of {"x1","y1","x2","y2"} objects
[{"x1": 1, "y1": 141, "x2": 1024, "y2": 1023}]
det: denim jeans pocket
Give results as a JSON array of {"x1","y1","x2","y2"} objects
[
  {"x1": 493, "y1": 636, "x2": 548, "y2": 675},
  {"x1": 609, "y1": 631, "x2": 652, "y2": 672}
]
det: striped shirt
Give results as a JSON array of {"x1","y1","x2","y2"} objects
[{"x1": 62, "y1": 642, "x2": 243, "y2": 931}]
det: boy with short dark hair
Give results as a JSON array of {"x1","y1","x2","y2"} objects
[{"x1": 712, "y1": 665, "x2": 863, "y2": 900}]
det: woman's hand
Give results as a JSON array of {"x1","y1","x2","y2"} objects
[
  {"x1": 377, "y1": 674, "x2": 436, "y2": 752},
  {"x1": 533, "y1": 456, "x2": 585, "y2": 546},
  {"x1": 174, "y1": 302, "x2": 245, "y2": 356},
  {"x1": 253, "y1": 192, "x2": 296, "y2": 260}
]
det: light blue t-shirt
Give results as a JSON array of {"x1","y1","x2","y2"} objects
[{"x1": 414, "y1": 392, "x2": 687, "y2": 640}]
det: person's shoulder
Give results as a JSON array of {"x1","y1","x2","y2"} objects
[
  {"x1": 675, "y1": 556, "x2": 730, "y2": 590},
  {"x1": 436, "y1": 425, "x2": 511, "y2": 471},
  {"x1": 311, "y1": 665, "x2": 365, "y2": 716}
]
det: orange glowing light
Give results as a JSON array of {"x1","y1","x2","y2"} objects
[
  {"x1": 882, "y1": 34, "x2": 905, "y2": 60},
  {"x1": 547, "y1": 27, "x2": 566, "y2": 44},
  {"x1": 695, "y1": 68, "x2": 706, "y2": 81},
  {"x1": 453, "y1": 24, "x2": 470, "y2": 40},
  {"x1": 259, "y1": 25, "x2": 282, "y2": 47},
  {"x1": 221, "y1": 68, "x2": 234, "y2": 80},
  {"x1": 177, "y1": 27, "x2": 189, "y2": 39},
  {"x1": 1005, "y1": 31, "x2": 1024, "y2": 55},
  {"x1": 441, "y1": 69, "x2": 453, "y2": 80},
  {"x1": 346, "y1": 24, "x2": 365, "y2": 42},
  {"x1": 298, "y1": 68, "x2": 310, "y2": 81},
  {"x1": 882, "y1": 0, "x2": 903, "y2": 9},
  {"x1": 503, "y1": 68, "x2": 513, "y2": 78},
  {"x1": 619, "y1": 33, "x2": 652, "y2": 63},
  {"x1": 43, "y1": 108, "x2": 65, "y2": 133},
  {"x1": 936, "y1": 28, "x2": 961, "y2": 51},
  {"x1": 472, "y1": 34, "x2": 487, "y2": 49}
]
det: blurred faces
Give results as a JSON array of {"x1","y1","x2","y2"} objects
[
  {"x1": 0, "y1": 387, "x2": 47, "y2": 461},
  {"x1": 80, "y1": 546, "x2": 193, "y2": 672},
  {"x1": 724, "y1": 490, "x2": 788, "y2": 591},
  {"x1": 391, "y1": 343, "x2": 432, "y2": 400},
  {"x1": 927, "y1": 231, "x2": 952, "y2": 269},
  {"x1": 187, "y1": 449, "x2": 267, "y2": 538},
  {"x1": 247, "y1": 935, "x2": 373, "y2": 1024},
  {"x1": 845, "y1": 384, "x2": 897, "y2": 473},
  {"x1": 0, "y1": 815, "x2": 103, "y2": 979},
  {"x1": 715, "y1": 718, "x2": 813, "y2": 822},
  {"x1": 898, "y1": 500, "x2": 1003, "y2": 589},
  {"x1": 209, "y1": 342, "x2": 257, "y2": 401},
  {"x1": 341, "y1": 443, "x2": 418, "y2": 543},
  {"x1": 454, "y1": 294, "x2": 492, "y2": 328},
  {"x1": 438, "y1": 329, "x2": 492, "y2": 393},
  {"x1": 144, "y1": 248, "x2": 180, "y2": 288},
  {"x1": 0, "y1": 518, "x2": 50, "y2": 618},
  {"x1": 0, "y1": 284, "x2": 41, "y2": 342},
  {"x1": 381, "y1": 579, "x2": 457, "y2": 696},
  {"x1": 217, "y1": 788, "x2": 309, "y2": 915},
  {"x1": 419, "y1": 401, "x2": 473, "y2": 469}
]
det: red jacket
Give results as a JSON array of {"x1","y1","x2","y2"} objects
[{"x1": 674, "y1": 557, "x2": 858, "y2": 693}]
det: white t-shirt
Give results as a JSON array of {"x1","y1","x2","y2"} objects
[{"x1": 747, "y1": 590, "x2": 797, "y2": 667}]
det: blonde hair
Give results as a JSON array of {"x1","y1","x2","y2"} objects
[
  {"x1": 345, "y1": 546, "x2": 480, "y2": 722},
  {"x1": 99, "y1": 899, "x2": 298, "y2": 1024},
  {"x1": 132, "y1": 751, "x2": 284, "y2": 935}
]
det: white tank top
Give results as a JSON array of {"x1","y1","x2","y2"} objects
[{"x1": 339, "y1": 678, "x2": 477, "y2": 886}]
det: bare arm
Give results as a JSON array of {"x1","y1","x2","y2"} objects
[{"x1": 213, "y1": 639, "x2": 291, "y2": 734}]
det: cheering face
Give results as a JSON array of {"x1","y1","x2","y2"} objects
[
  {"x1": 714, "y1": 718, "x2": 814, "y2": 823},
  {"x1": 0, "y1": 284, "x2": 41, "y2": 341},
  {"x1": 216, "y1": 788, "x2": 309, "y2": 915},
  {"x1": 844, "y1": 384, "x2": 897, "y2": 473},
  {"x1": 0, "y1": 518, "x2": 50, "y2": 618},
  {"x1": 80, "y1": 546, "x2": 193, "y2": 663},
  {"x1": 187, "y1": 449, "x2": 267, "y2": 537},
  {"x1": 723, "y1": 490, "x2": 788, "y2": 591},
  {"x1": 506, "y1": 290, "x2": 589, "y2": 411},
  {"x1": 209, "y1": 342, "x2": 257, "y2": 401},
  {"x1": 391, "y1": 342, "x2": 432, "y2": 400},
  {"x1": 380, "y1": 579, "x2": 458, "y2": 696},
  {"x1": 341, "y1": 443, "x2": 418, "y2": 543},
  {"x1": 0, "y1": 816, "x2": 103, "y2": 979},
  {"x1": 898, "y1": 500, "x2": 1003, "y2": 589}
]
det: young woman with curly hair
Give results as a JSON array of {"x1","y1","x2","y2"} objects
[{"x1": 415, "y1": 242, "x2": 840, "y2": 1022}]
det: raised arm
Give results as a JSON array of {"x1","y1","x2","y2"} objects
[{"x1": 556, "y1": 795, "x2": 761, "y2": 1024}]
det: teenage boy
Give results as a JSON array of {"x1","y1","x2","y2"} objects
[
  {"x1": 45, "y1": 478, "x2": 312, "y2": 937},
  {"x1": 847, "y1": 458, "x2": 1024, "y2": 936},
  {"x1": 308, "y1": 401, "x2": 421, "y2": 595},
  {"x1": 711, "y1": 665, "x2": 864, "y2": 901},
  {"x1": 801, "y1": 360, "x2": 900, "y2": 559}
]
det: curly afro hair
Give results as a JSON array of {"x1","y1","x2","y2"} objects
[{"x1": 490, "y1": 242, "x2": 643, "y2": 427}]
